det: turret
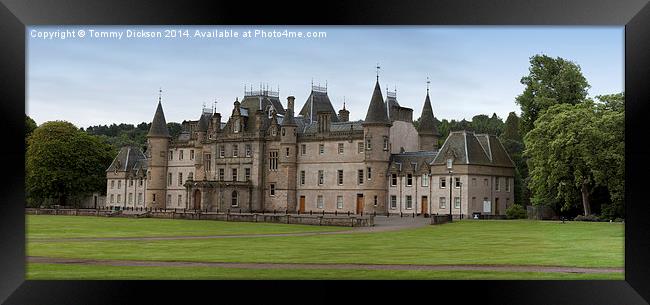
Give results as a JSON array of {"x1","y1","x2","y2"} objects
[
  {"x1": 145, "y1": 95, "x2": 171, "y2": 209},
  {"x1": 338, "y1": 102, "x2": 350, "y2": 122},
  {"x1": 280, "y1": 96, "x2": 298, "y2": 212},
  {"x1": 417, "y1": 86, "x2": 440, "y2": 151}
]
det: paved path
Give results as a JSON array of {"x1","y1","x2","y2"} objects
[
  {"x1": 31, "y1": 215, "x2": 431, "y2": 242},
  {"x1": 27, "y1": 256, "x2": 623, "y2": 274}
]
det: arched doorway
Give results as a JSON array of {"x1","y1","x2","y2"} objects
[{"x1": 193, "y1": 190, "x2": 201, "y2": 210}]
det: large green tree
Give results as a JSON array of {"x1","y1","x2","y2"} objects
[
  {"x1": 500, "y1": 112, "x2": 526, "y2": 206},
  {"x1": 516, "y1": 54, "x2": 590, "y2": 135},
  {"x1": 26, "y1": 121, "x2": 115, "y2": 207},
  {"x1": 524, "y1": 99, "x2": 624, "y2": 217}
]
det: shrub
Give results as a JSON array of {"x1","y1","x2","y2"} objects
[
  {"x1": 506, "y1": 204, "x2": 527, "y2": 219},
  {"x1": 574, "y1": 214, "x2": 600, "y2": 222},
  {"x1": 614, "y1": 217, "x2": 624, "y2": 222}
]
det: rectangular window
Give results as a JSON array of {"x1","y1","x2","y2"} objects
[
  {"x1": 178, "y1": 195, "x2": 182, "y2": 206},
  {"x1": 455, "y1": 177, "x2": 461, "y2": 188},
  {"x1": 301, "y1": 144, "x2": 306, "y2": 155},
  {"x1": 117, "y1": 180, "x2": 121, "y2": 189},
  {"x1": 495, "y1": 177, "x2": 500, "y2": 191},
  {"x1": 232, "y1": 144, "x2": 239, "y2": 157},
  {"x1": 421, "y1": 174, "x2": 429, "y2": 187},
  {"x1": 269, "y1": 151, "x2": 278, "y2": 171},
  {"x1": 358, "y1": 169, "x2": 364, "y2": 185},
  {"x1": 110, "y1": 194, "x2": 114, "y2": 203},
  {"x1": 219, "y1": 145, "x2": 225, "y2": 158},
  {"x1": 367, "y1": 167, "x2": 372, "y2": 180},
  {"x1": 179, "y1": 150, "x2": 184, "y2": 160},
  {"x1": 391, "y1": 174, "x2": 397, "y2": 187},
  {"x1": 218, "y1": 168, "x2": 225, "y2": 181},
  {"x1": 300, "y1": 171, "x2": 305, "y2": 185},
  {"x1": 204, "y1": 153, "x2": 212, "y2": 172},
  {"x1": 140, "y1": 179, "x2": 143, "y2": 187},
  {"x1": 337, "y1": 196, "x2": 343, "y2": 209},
  {"x1": 128, "y1": 193, "x2": 133, "y2": 204},
  {"x1": 168, "y1": 173, "x2": 172, "y2": 186},
  {"x1": 317, "y1": 195, "x2": 324, "y2": 209},
  {"x1": 319, "y1": 144, "x2": 324, "y2": 155},
  {"x1": 406, "y1": 174, "x2": 413, "y2": 186},
  {"x1": 454, "y1": 197, "x2": 461, "y2": 209},
  {"x1": 270, "y1": 183, "x2": 276, "y2": 196},
  {"x1": 406, "y1": 195, "x2": 413, "y2": 209},
  {"x1": 472, "y1": 177, "x2": 477, "y2": 186},
  {"x1": 117, "y1": 194, "x2": 121, "y2": 203},
  {"x1": 232, "y1": 192, "x2": 239, "y2": 207},
  {"x1": 439, "y1": 197, "x2": 446, "y2": 209},
  {"x1": 383, "y1": 137, "x2": 389, "y2": 151},
  {"x1": 366, "y1": 138, "x2": 372, "y2": 150},
  {"x1": 338, "y1": 143, "x2": 344, "y2": 154},
  {"x1": 483, "y1": 197, "x2": 491, "y2": 213},
  {"x1": 440, "y1": 177, "x2": 446, "y2": 188},
  {"x1": 318, "y1": 170, "x2": 324, "y2": 185},
  {"x1": 390, "y1": 195, "x2": 397, "y2": 209},
  {"x1": 245, "y1": 144, "x2": 252, "y2": 157},
  {"x1": 169, "y1": 151, "x2": 173, "y2": 161},
  {"x1": 337, "y1": 170, "x2": 344, "y2": 185},
  {"x1": 111, "y1": 180, "x2": 114, "y2": 189},
  {"x1": 138, "y1": 193, "x2": 142, "y2": 204},
  {"x1": 285, "y1": 147, "x2": 290, "y2": 157},
  {"x1": 232, "y1": 168, "x2": 238, "y2": 181},
  {"x1": 506, "y1": 178, "x2": 510, "y2": 192},
  {"x1": 245, "y1": 168, "x2": 251, "y2": 181},
  {"x1": 129, "y1": 179, "x2": 134, "y2": 187},
  {"x1": 178, "y1": 173, "x2": 183, "y2": 186},
  {"x1": 358, "y1": 142, "x2": 364, "y2": 153},
  {"x1": 374, "y1": 195, "x2": 378, "y2": 207},
  {"x1": 190, "y1": 149, "x2": 194, "y2": 160},
  {"x1": 484, "y1": 178, "x2": 489, "y2": 186}
]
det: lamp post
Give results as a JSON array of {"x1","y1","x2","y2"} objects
[{"x1": 446, "y1": 157, "x2": 454, "y2": 222}]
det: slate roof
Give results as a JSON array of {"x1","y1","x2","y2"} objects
[
  {"x1": 389, "y1": 151, "x2": 438, "y2": 173},
  {"x1": 417, "y1": 93, "x2": 440, "y2": 136},
  {"x1": 106, "y1": 145, "x2": 148, "y2": 174},
  {"x1": 431, "y1": 130, "x2": 515, "y2": 167},
  {"x1": 302, "y1": 120, "x2": 364, "y2": 134},
  {"x1": 147, "y1": 101, "x2": 170, "y2": 138},
  {"x1": 197, "y1": 112, "x2": 211, "y2": 132},
  {"x1": 281, "y1": 109, "x2": 297, "y2": 126},
  {"x1": 298, "y1": 90, "x2": 339, "y2": 123},
  {"x1": 363, "y1": 81, "x2": 390, "y2": 125},
  {"x1": 240, "y1": 95, "x2": 286, "y2": 116}
]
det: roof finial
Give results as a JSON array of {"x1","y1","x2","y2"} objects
[
  {"x1": 376, "y1": 63, "x2": 381, "y2": 81},
  {"x1": 426, "y1": 76, "x2": 431, "y2": 94},
  {"x1": 158, "y1": 87, "x2": 162, "y2": 103},
  {"x1": 343, "y1": 97, "x2": 346, "y2": 110}
]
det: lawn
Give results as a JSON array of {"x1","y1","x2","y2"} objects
[
  {"x1": 27, "y1": 218, "x2": 624, "y2": 269},
  {"x1": 26, "y1": 215, "x2": 347, "y2": 239},
  {"x1": 27, "y1": 263, "x2": 623, "y2": 280}
]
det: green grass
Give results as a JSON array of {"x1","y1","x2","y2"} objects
[
  {"x1": 28, "y1": 219, "x2": 624, "y2": 268},
  {"x1": 26, "y1": 263, "x2": 624, "y2": 280},
  {"x1": 27, "y1": 215, "x2": 347, "y2": 239}
]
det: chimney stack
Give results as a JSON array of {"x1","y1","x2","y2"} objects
[{"x1": 287, "y1": 96, "x2": 295, "y2": 114}]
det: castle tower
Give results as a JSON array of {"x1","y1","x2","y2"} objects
[
  {"x1": 280, "y1": 96, "x2": 298, "y2": 212},
  {"x1": 145, "y1": 96, "x2": 171, "y2": 209},
  {"x1": 417, "y1": 83, "x2": 440, "y2": 151},
  {"x1": 361, "y1": 79, "x2": 392, "y2": 214}
]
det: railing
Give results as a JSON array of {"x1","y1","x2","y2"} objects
[{"x1": 244, "y1": 89, "x2": 279, "y2": 98}]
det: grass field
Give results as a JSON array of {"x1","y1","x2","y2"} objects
[{"x1": 26, "y1": 215, "x2": 624, "y2": 279}]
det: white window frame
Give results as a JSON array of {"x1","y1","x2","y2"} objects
[
  {"x1": 337, "y1": 196, "x2": 343, "y2": 209},
  {"x1": 406, "y1": 195, "x2": 413, "y2": 209},
  {"x1": 439, "y1": 197, "x2": 446, "y2": 209},
  {"x1": 421, "y1": 174, "x2": 429, "y2": 187},
  {"x1": 317, "y1": 195, "x2": 324, "y2": 209}
]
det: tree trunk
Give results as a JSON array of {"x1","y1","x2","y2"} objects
[{"x1": 581, "y1": 181, "x2": 591, "y2": 216}]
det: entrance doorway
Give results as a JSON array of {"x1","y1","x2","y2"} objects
[
  {"x1": 193, "y1": 190, "x2": 201, "y2": 210},
  {"x1": 421, "y1": 196, "x2": 428, "y2": 215},
  {"x1": 356, "y1": 194, "x2": 364, "y2": 214},
  {"x1": 299, "y1": 196, "x2": 305, "y2": 213}
]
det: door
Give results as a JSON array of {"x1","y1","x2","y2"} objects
[
  {"x1": 494, "y1": 198, "x2": 499, "y2": 215},
  {"x1": 356, "y1": 195, "x2": 364, "y2": 214},
  {"x1": 193, "y1": 190, "x2": 201, "y2": 210},
  {"x1": 299, "y1": 196, "x2": 305, "y2": 213},
  {"x1": 421, "y1": 196, "x2": 428, "y2": 215}
]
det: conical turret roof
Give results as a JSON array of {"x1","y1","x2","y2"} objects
[
  {"x1": 418, "y1": 93, "x2": 439, "y2": 136},
  {"x1": 363, "y1": 81, "x2": 390, "y2": 125},
  {"x1": 147, "y1": 101, "x2": 170, "y2": 138}
]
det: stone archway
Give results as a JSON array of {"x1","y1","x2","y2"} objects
[{"x1": 193, "y1": 189, "x2": 201, "y2": 210}]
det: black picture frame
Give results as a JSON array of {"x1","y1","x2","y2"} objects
[{"x1": 1, "y1": 0, "x2": 649, "y2": 304}]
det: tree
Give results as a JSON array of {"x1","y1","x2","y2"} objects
[
  {"x1": 516, "y1": 54, "x2": 590, "y2": 135},
  {"x1": 524, "y1": 100, "x2": 624, "y2": 217},
  {"x1": 25, "y1": 115, "x2": 37, "y2": 149},
  {"x1": 500, "y1": 112, "x2": 527, "y2": 206},
  {"x1": 26, "y1": 121, "x2": 115, "y2": 207}
]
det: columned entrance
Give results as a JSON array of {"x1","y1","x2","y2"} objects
[{"x1": 193, "y1": 189, "x2": 201, "y2": 210}]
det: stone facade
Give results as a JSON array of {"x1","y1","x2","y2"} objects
[{"x1": 106, "y1": 79, "x2": 515, "y2": 216}]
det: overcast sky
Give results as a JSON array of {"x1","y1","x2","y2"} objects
[{"x1": 27, "y1": 26, "x2": 623, "y2": 128}]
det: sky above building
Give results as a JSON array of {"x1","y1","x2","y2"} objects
[{"x1": 27, "y1": 26, "x2": 623, "y2": 128}]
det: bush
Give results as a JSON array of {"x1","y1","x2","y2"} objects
[
  {"x1": 574, "y1": 214, "x2": 601, "y2": 222},
  {"x1": 506, "y1": 204, "x2": 527, "y2": 219},
  {"x1": 614, "y1": 217, "x2": 624, "y2": 222}
]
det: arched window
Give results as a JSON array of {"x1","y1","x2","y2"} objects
[{"x1": 231, "y1": 191, "x2": 239, "y2": 207}]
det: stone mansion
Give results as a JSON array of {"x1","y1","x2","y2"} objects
[{"x1": 106, "y1": 77, "x2": 515, "y2": 217}]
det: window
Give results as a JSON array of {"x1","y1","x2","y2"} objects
[
  {"x1": 391, "y1": 174, "x2": 397, "y2": 186},
  {"x1": 148, "y1": 171, "x2": 151, "y2": 180},
  {"x1": 204, "y1": 153, "x2": 212, "y2": 171},
  {"x1": 483, "y1": 197, "x2": 491, "y2": 213},
  {"x1": 366, "y1": 138, "x2": 372, "y2": 150},
  {"x1": 455, "y1": 177, "x2": 461, "y2": 188},
  {"x1": 390, "y1": 195, "x2": 397, "y2": 209},
  {"x1": 110, "y1": 194, "x2": 114, "y2": 203},
  {"x1": 271, "y1": 127, "x2": 277, "y2": 136},
  {"x1": 129, "y1": 179, "x2": 134, "y2": 187},
  {"x1": 117, "y1": 194, "x2": 121, "y2": 203},
  {"x1": 472, "y1": 177, "x2": 477, "y2": 186},
  {"x1": 190, "y1": 149, "x2": 194, "y2": 160},
  {"x1": 506, "y1": 178, "x2": 510, "y2": 192},
  {"x1": 179, "y1": 150, "x2": 184, "y2": 160},
  {"x1": 285, "y1": 147, "x2": 290, "y2": 157},
  {"x1": 454, "y1": 197, "x2": 461, "y2": 209},
  {"x1": 484, "y1": 178, "x2": 489, "y2": 186},
  {"x1": 337, "y1": 196, "x2": 343, "y2": 209},
  {"x1": 178, "y1": 173, "x2": 183, "y2": 186},
  {"x1": 300, "y1": 171, "x2": 305, "y2": 185},
  {"x1": 367, "y1": 167, "x2": 372, "y2": 180},
  {"x1": 111, "y1": 180, "x2": 115, "y2": 189},
  {"x1": 301, "y1": 144, "x2": 306, "y2": 155},
  {"x1": 232, "y1": 168, "x2": 238, "y2": 181},
  {"x1": 117, "y1": 180, "x2": 121, "y2": 189},
  {"x1": 317, "y1": 195, "x2": 324, "y2": 209},
  {"x1": 318, "y1": 170, "x2": 324, "y2": 185},
  {"x1": 495, "y1": 177, "x2": 500, "y2": 191},
  {"x1": 178, "y1": 195, "x2": 182, "y2": 206},
  {"x1": 439, "y1": 197, "x2": 446, "y2": 209},
  {"x1": 446, "y1": 158, "x2": 453, "y2": 169},
  {"x1": 338, "y1": 143, "x2": 344, "y2": 154},
  {"x1": 358, "y1": 169, "x2": 364, "y2": 185},
  {"x1": 168, "y1": 173, "x2": 172, "y2": 186},
  {"x1": 231, "y1": 191, "x2": 239, "y2": 207},
  {"x1": 383, "y1": 137, "x2": 389, "y2": 151},
  {"x1": 358, "y1": 142, "x2": 364, "y2": 153},
  {"x1": 421, "y1": 174, "x2": 429, "y2": 187},
  {"x1": 374, "y1": 195, "x2": 378, "y2": 207},
  {"x1": 270, "y1": 183, "x2": 276, "y2": 196},
  {"x1": 153, "y1": 194, "x2": 156, "y2": 202},
  {"x1": 218, "y1": 168, "x2": 225, "y2": 181},
  {"x1": 245, "y1": 168, "x2": 251, "y2": 181},
  {"x1": 188, "y1": 172, "x2": 193, "y2": 181},
  {"x1": 406, "y1": 195, "x2": 413, "y2": 209},
  {"x1": 138, "y1": 193, "x2": 142, "y2": 205},
  {"x1": 139, "y1": 179, "x2": 143, "y2": 187},
  {"x1": 245, "y1": 144, "x2": 252, "y2": 157},
  {"x1": 219, "y1": 145, "x2": 225, "y2": 158},
  {"x1": 232, "y1": 144, "x2": 239, "y2": 157},
  {"x1": 406, "y1": 174, "x2": 413, "y2": 186},
  {"x1": 282, "y1": 128, "x2": 285, "y2": 136},
  {"x1": 337, "y1": 170, "x2": 344, "y2": 185},
  {"x1": 169, "y1": 151, "x2": 173, "y2": 160},
  {"x1": 472, "y1": 197, "x2": 476, "y2": 209},
  {"x1": 440, "y1": 177, "x2": 446, "y2": 188},
  {"x1": 319, "y1": 144, "x2": 324, "y2": 155},
  {"x1": 269, "y1": 151, "x2": 278, "y2": 171}
]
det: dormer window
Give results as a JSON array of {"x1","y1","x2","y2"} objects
[{"x1": 233, "y1": 119, "x2": 240, "y2": 133}]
